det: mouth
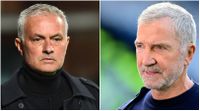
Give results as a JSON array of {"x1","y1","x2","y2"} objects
[
  {"x1": 143, "y1": 71, "x2": 161, "y2": 76},
  {"x1": 41, "y1": 58, "x2": 56, "y2": 63}
]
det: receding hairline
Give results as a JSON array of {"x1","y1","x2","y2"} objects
[
  {"x1": 18, "y1": 3, "x2": 69, "y2": 39},
  {"x1": 137, "y1": 17, "x2": 180, "y2": 41},
  {"x1": 137, "y1": 2, "x2": 196, "y2": 49}
]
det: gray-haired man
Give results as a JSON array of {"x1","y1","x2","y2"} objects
[
  {"x1": 1, "y1": 4, "x2": 99, "y2": 110},
  {"x1": 119, "y1": 2, "x2": 198, "y2": 110}
]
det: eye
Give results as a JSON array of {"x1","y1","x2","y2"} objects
[
  {"x1": 135, "y1": 43, "x2": 144, "y2": 49},
  {"x1": 54, "y1": 38, "x2": 62, "y2": 41},
  {"x1": 53, "y1": 36, "x2": 62, "y2": 41},
  {"x1": 32, "y1": 37, "x2": 42, "y2": 41},
  {"x1": 154, "y1": 45, "x2": 167, "y2": 50}
]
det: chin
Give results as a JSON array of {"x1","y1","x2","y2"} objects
[
  {"x1": 35, "y1": 66, "x2": 61, "y2": 74},
  {"x1": 145, "y1": 84, "x2": 160, "y2": 89},
  {"x1": 144, "y1": 81, "x2": 159, "y2": 89},
  {"x1": 145, "y1": 81, "x2": 169, "y2": 90}
]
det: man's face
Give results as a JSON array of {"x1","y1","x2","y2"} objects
[
  {"x1": 135, "y1": 18, "x2": 186, "y2": 90},
  {"x1": 16, "y1": 14, "x2": 69, "y2": 75}
]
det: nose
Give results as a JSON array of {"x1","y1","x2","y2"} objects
[
  {"x1": 142, "y1": 49, "x2": 157, "y2": 67},
  {"x1": 42, "y1": 40, "x2": 54, "y2": 55}
]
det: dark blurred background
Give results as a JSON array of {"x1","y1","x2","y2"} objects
[
  {"x1": 101, "y1": 1, "x2": 199, "y2": 109},
  {"x1": 1, "y1": 1, "x2": 99, "y2": 85}
]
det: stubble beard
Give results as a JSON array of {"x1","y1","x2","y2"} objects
[{"x1": 141, "y1": 63, "x2": 184, "y2": 90}]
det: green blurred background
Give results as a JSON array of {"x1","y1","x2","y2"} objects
[{"x1": 101, "y1": 29, "x2": 143, "y2": 109}]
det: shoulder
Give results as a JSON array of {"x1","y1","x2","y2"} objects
[
  {"x1": 61, "y1": 71, "x2": 99, "y2": 100},
  {"x1": 1, "y1": 73, "x2": 19, "y2": 102},
  {"x1": 189, "y1": 82, "x2": 199, "y2": 97},
  {"x1": 190, "y1": 82, "x2": 199, "y2": 99},
  {"x1": 62, "y1": 71, "x2": 98, "y2": 90},
  {"x1": 1, "y1": 79, "x2": 11, "y2": 98},
  {"x1": 118, "y1": 99, "x2": 135, "y2": 110},
  {"x1": 61, "y1": 71, "x2": 99, "y2": 109},
  {"x1": 1, "y1": 70, "x2": 26, "y2": 109},
  {"x1": 193, "y1": 82, "x2": 199, "y2": 90},
  {"x1": 79, "y1": 77, "x2": 99, "y2": 91},
  {"x1": 79, "y1": 77, "x2": 99, "y2": 101},
  {"x1": 118, "y1": 87, "x2": 150, "y2": 110}
]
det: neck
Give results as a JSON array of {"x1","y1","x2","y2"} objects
[
  {"x1": 151, "y1": 73, "x2": 193, "y2": 100},
  {"x1": 24, "y1": 62, "x2": 58, "y2": 76},
  {"x1": 20, "y1": 64, "x2": 63, "y2": 95}
]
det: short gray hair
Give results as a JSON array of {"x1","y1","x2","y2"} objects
[
  {"x1": 18, "y1": 4, "x2": 68, "y2": 39},
  {"x1": 138, "y1": 2, "x2": 196, "y2": 50}
]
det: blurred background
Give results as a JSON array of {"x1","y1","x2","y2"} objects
[
  {"x1": 101, "y1": 1, "x2": 199, "y2": 109},
  {"x1": 1, "y1": 1, "x2": 99, "y2": 85}
]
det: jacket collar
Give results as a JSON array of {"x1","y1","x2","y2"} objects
[
  {"x1": 1, "y1": 69, "x2": 27, "y2": 106},
  {"x1": 62, "y1": 71, "x2": 96, "y2": 100},
  {"x1": 1, "y1": 68, "x2": 96, "y2": 106},
  {"x1": 118, "y1": 87, "x2": 150, "y2": 110}
]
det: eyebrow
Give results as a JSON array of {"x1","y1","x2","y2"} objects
[
  {"x1": 153, "y1": 43, "x2": 171, "y2": 48},
  {"x1": 134, "y1": 41, "x2": 142, "y2": 45},
  {"x1": 33, "y1": 34, "x2": 45, "y2": 39},
  {"x1": 33, "y1": 33, "x2": 63, "y2": 39},
  {"x1": 134, "y1": 40, "x2": 171, "y2": 48},
  {"x1": 50, "y1": 34, "x2": 63, "y2": 39}
]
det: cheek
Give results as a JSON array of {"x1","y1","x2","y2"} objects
[
  {"x1": 136, "y1": 53, "x2": 143, "y2": 67},
  {"x1": 56, "y1": 45, "x2": 67, "y2": 60},
  {"x1": 159, "y1": 55, "x2": 183, "y2": 76},
  {"x1": 169, "y1": 58, "x2": 184, "y2": 72},
  {"x1": 24, "y1": 45, "x2": 41, "y2": 60}
]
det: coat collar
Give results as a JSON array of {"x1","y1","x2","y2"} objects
[
  {"x1": 62, "y1": 71, "x2": 96, "y2": 100},
  {"x1": 1, "y1": 69, "x2": 26, "y2": 106},
  {"x1": 1, "y1": 68, "x2": 96, "y2": 106},
  {"x1": 118, "y1": 87, "x2": 150, "y2": 110}
]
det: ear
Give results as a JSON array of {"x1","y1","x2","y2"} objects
[
  {"x1": 184, "y1": 44, "x2": 195, "y2": 66},
  {"x1": 66, "y1": 36, "x2": 70, "y2": 46},
  {"x1": 15, "y1": 38, "x2": 24, "y2": 56}
]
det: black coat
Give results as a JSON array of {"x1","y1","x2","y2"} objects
[{"x1": 1, "y1": 69, "x2": 99, "y2": 110}]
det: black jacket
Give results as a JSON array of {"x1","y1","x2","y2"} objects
[{"x1": 1, "y1": 69, "x2": 99, "y2": 110}]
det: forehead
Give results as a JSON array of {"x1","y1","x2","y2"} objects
[
  {"x1": 136, "y1": 18, "x2": 179, "y2": 45},
  {"x1": 25, "y1": 13, "x2": 63, "y2": 26},
  {"x1": 24, "y1": 14, "x2": 64, "y2": 36}
]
